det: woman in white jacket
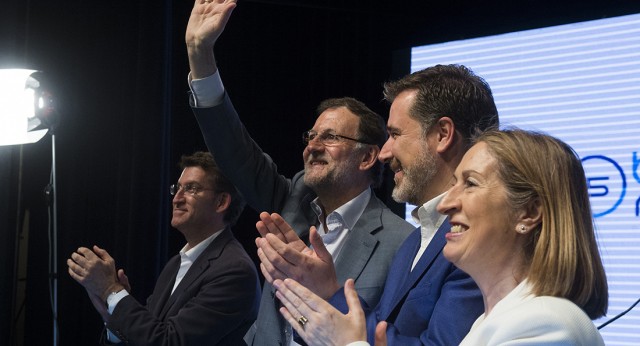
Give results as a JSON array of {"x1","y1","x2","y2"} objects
[{"x1": 434, "y1": 129, "x2": 608, "y2": 345}]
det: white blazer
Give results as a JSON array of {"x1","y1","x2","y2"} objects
[{"x1": 460, "y1": 280, "x2": 604, "y2": 346}]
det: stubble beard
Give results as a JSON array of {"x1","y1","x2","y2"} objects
[
  {"x1": 304, "y1": 156, "x2": 359, "y2": 196},
  {"x1": 391, "y1": 144, "x2": 437, "y2": 206}
]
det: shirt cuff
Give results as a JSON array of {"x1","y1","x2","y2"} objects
[
  {"x1": 105, "y1": 290, "x2": 128, "y2": 343},
  {"x1": 105, "y1": 322, "x2": 122, "y2": 344},
  {"x1": 188, "y1": 70, "x2": 225, "y2": 108},
  {"x1": 106, "y1": 289, "x2": 129, "y2": 315}
]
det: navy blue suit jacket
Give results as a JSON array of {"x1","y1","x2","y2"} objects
[
  {"x1": 105, "y1": 228, "x2": 261, "y2": 345},
  {"x1": 330, "y1": 220, "x2": 483, "y2": 345}
]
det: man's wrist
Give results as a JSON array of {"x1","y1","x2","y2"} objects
[
  {"x1": 101, "y1": 284, "x2": 125, "y2": 302},
  {"x1": 187, "y1": 43, "x2": 216, "y2": 80}
]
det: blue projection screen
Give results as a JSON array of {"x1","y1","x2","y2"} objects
[{"x1": 409, "y1": 13, "x2": 640, "y2": 345}]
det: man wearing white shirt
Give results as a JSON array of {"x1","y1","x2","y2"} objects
[
  {"x1": 184, "y1": 1, "x2": 414, "y2": 345},
  {"x1": 67, "y1": 151, "x2": 261, "y2": 345}
]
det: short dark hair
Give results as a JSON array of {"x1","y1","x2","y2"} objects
[
  {"x1": 384, "y1": 64, "x2": 499, "y2": 143},
  {"x1": 179, "y1": 151, "x2": 245, "y2": 225},
  {"x1": 316, "y1": 97, "x2": 386, "y2": 187}
]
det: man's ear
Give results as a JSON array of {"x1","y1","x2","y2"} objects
[
  {"x1": 434, "y1": 117, "x2": 456, "y2": 154},
  {"x1": 359, "y1": 145, "x2": 380, "y2": 171},
  {"x1": 516, "y1": 197, "x2": 543, "y2": 233},
  {"x1": 215, "y1": 192, "x2": 231, "y2": 214}
]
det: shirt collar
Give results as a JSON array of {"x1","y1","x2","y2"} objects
[
  {"x1": 179, "y1": 228, "x2": 224, "y2": 262},
  {"x1": 412, "y1": 192, "x2": 448, "y2": 238},
  {"x1": 311, "y1": 188, "x2": 371, "y2": 232}
]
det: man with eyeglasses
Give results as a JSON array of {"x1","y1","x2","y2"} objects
[
  {"x1": 67, "y1": 151, "x2": 261, "y2": 345},
  {"x1": 185, "y1": 1, "x2": 414, "y2": 345}
]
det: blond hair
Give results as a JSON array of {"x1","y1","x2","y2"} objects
[{"x1": 477, "y1": 129, "x2": 608, "y2": 319}]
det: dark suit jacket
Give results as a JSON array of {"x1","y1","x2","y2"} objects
[
  {"x1": 105, "y1": 227, "x2": 261, "y2": 345},
  {"x1": 192, "y1": 94, "x2": 415, "y2": 345},
  {"x1": 331, "y1": 220, "x2": 484, "y2": 345}
]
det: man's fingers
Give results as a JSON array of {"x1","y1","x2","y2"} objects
[
  {"x1": 67, "y1": 258, "x2": 88, "y2": 284},
  {"x1": 75, "y1": 247, "x2": 96, "y2": 260},
  {"x1": 118, "y1": 269, "x2": 131, "y2": 292},
  {"x1": 256, "y1": 237, "x2": 287, "y2": 266},
  {"x1": 93, "y1": 245, "x2": 118, "y2": 271},
  {"x1": 270, "y1": 213, "x2": 298, "y2": 240},
  {"x1": 257, "y1": 212, "x2": 289, "y2": 242},
  {"x1": 68, "y1": 267, "x2": 82, "y2": 283},
  {"x1": 67, "y1": 259, "x2": 85, "y2": 277},
  {"x1": 259, "y1": 263, "x2": 275, "y2": 284},
  {"x1": 256, "y1": 243, "x2": 287, "y2": 282},
  {"x1": 262, "y1": 234, "x2": 301, "y2": 267},
  {"x1": 256, "y1": 220, "x2": 272, "y2": 239},
  {"x1": 70, "y1": 252, "x2": 86, "y2": 266},
  {"x1": 344, "y1": 279, "x2": 364, "y2": 320},
  {"x1": 309, "y1": 227, "x2": 332, "y2": 264},
  {"x1": 92, "y1": 245, "x2": 112, "y2": 262}
]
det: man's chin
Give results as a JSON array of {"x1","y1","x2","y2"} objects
[
  {"x1": 392, "y1": 186, "x2": 415, "y2": 205},
  {"x1": 303, "y1": 174, "x2": 325, "y2": 187},
  {"x1": 171, "y1": 218, "x2": 184, "y2": 229}
]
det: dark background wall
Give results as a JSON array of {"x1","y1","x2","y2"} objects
[{"x1": 1, "y1": 1, "x2": 639, "y2": 345}]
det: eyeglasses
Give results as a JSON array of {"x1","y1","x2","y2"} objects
[
  {"x1": 302, "y1": 130, "x2": 374, "y2": 146},
  {"x1": 170, "y1": 183, "x2": 216, "y2": 196}
]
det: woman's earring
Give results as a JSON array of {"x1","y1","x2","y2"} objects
[{"x1": 517, "y1": 224, "x2": 527, "y2": 234}]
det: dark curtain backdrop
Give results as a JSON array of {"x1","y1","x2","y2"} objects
[{"x1": 1, "y1": 0, "x2": 639, "y2": 345}]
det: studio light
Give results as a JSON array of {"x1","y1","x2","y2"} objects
[
  {"x1": 0, "y1": 69, "x2": 56, "y2": 146},
  {"x1": 1, "y1": 68, "x2": 60, "y2": 345}
]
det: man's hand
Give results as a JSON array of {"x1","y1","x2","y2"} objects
[
  {"x1": 255, "y1": 214, "x2": 340, "y2": 300},
  {"x1": 83, "y1": 268, "x2": 131, "y2": 322},
  {"x1": 255, "y1": 212, "x2": 309, "y2": 252},
  {"x1": 67, "y1": 245, "x2": 124, "y2": 302},
  {"x1": 185, "y1": 0, "x2": 237, "y2": 78},
  {"x1": 117, "y1": 268, "x2": 131, "y2": 293}
]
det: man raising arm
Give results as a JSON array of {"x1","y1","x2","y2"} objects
[{"x1": 184, "y1": 1, "x2": 414, "y2": 345}]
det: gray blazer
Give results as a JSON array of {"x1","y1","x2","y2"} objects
[{"x1": 192, "y1": 94, "x2": 414, "y2": 345}]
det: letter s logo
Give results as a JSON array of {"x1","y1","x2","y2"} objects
[{"x1": 582, "y1": 155, "x2": 626, "y2": 218}]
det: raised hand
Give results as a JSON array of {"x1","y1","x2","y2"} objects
[
  {"x1": 67, "y1": 245, "x2": 124, "y2": 301},
  {"x1": 255, "y1": 212, "x2": 309, "y2": 252},
  {"x1": 256, "y1": 219, "x2": 340, "y2": 300},
  {"x1": 185, "y1": 0, "x2": 237, "y2": 78}
]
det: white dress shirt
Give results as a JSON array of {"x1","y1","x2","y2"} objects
[
  {"x1": 106, "y1": 229, "x2": 223, "y2": 342},
  {"x1": 288, "y1": 189, "x2": 372, "y2": 346},
  {"x1": 410, "y1": 192, "x2": 447, "y2": 270}
]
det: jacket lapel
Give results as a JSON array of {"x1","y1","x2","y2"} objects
[
  {"x1": 388, "y1": 219, "x2": 450, "y2": 311},
  {"x1": 150, "y1": 256, "x2": 180, "y2": 317},
  {"x1": 158, "y1": 227, "x2": 232, "y2": 318},
  {"x1": 333, "y1": 194, "x2": 383, "y2": 284}
]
